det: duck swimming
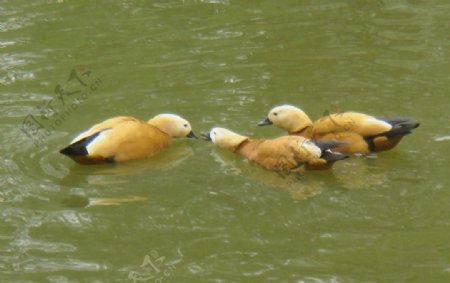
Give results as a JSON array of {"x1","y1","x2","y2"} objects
[
  {"x1": 202, "y1": 127, "x2": 347, "y2": 172},
  {"x1": 60, "y1": 114, "x2": 196, "y2": 164},
  {"x1": 258, "y1": 104, "x2": 419, "y2": 154}
]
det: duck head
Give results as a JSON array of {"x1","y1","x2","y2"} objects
[
  {"x1": 201, "y1": 127, "x2": 248, "y2": 151},
  {"x1": 258, "y1": 104, "x2": 313, "y2": 134},
  {"x1": 148, "y1": 114, "x2": 196, "y2": 138}
]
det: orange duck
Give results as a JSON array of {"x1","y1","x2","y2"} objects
[
  {"x1": 60, "y1": 114, "x2": 196, "y2": 164},
  {"x1": 258, "y1": 104, "x2": 419, "y2": 154},
  {"x1": 202, "y1": 127, "x2": 347, "y2": 172}
]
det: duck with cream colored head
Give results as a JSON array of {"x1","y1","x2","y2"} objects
[
  {"x1": 60, "y1": 114, "x2": 196, "y2": 164},
  {"x1": 202, "y1": 127, "x2": 347, "y2": 172},
  {"x1": 258, "y1": 104, "x2": 420, "y2": 154}
]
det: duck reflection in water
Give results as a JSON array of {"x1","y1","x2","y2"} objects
[
  {"x1": 59, "y1": 142, "x2": 194, "y2": 208},
  {"x1": 60, "y1": 142, "x2": 194, "y2": 187},
  {"x1": 206, "y1": 145, "x2": 389, "y2": 200},
  {"x1": 207, "y1": 148, "x2": 330, "y2": 201}
]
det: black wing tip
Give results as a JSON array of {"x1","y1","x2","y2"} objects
[
  {"x1": 386, "y1": 121, "x2": 420, "y2": 138},
  {"x1": 378, "y1": 117, "x2": 420, "y2": 129},
  {"x1": 59, "y1": 143, "x2": 88, "y2": 156},
  {"x1": 59, "y1": 131, "x2": 103, "y2": 157},
  {"x1": 59, "y1": 146, "x2": 72, "y2": 155},
  {"x1": 313, "y1": 139, "x2": 348, "y2": 151},
  {"x1": 321, "y1": 150, "x2": 349, "y2": 162},
  {"x1": 411, "y1": 121, "x2": 420, "y2": 130}
]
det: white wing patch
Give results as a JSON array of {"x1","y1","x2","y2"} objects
[
  {"x1": 86, "y1": 129, "x2": 113, "y2": 155},
  {"x1": 364, "y1": 117, "x2": 392, "y2": 131},
  {"x1": 71, "y1": 130, "x2": 93, "y2": 143},
  {"x1": 298, "y1": 140, "x2": 321, "y2": 159}
]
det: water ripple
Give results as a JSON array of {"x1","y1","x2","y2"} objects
[
  {"x1": 0, "y1": 1, "x2": 448, "y2": 281},
  {"x1": 0, "y1": 205, "x2": 101, "y2": 275},
  {"x1": 11, "y1": 238, "x2": 76, "y2": 253},
  {"x1": 12, "y1": 257, "x2": 105, "y2": 274},
  {"x1": 0, "y1": 53, "x2": 39, "y2": 85}
]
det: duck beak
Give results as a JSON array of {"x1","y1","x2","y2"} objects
[
  {"x1": 257, "y1": 117, "x2": 273, "y2": 126},
  {"x1": 201, "y1": 131, "x2": 212, "y2": 141},
  {"x1": 187, "y1": 131, "x2": 197, "y2": 139}
]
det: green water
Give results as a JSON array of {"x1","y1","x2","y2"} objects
[{"x1": 1, "y1": 0, "x2": 449, "y2": 282}]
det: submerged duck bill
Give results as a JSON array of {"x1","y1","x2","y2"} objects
[
  {"x1": 187, "y1": 131, "x2": 198, "y2": 139},
  {"x1": 201, "y1": 131, "x2": 212, "y2": 141},
  {"x1": 257, "y1": 117, "x2": 273, "y2": 126}
]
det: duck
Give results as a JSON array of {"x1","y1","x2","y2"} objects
[
  {"x1": 60, "y1": 114, "x2": 196, "y2": 164},
  {"x1": 201, "y1": 127, "x2": 347, "y2": 172},
  {"x1": 258, "y1": 104, "x2": 420, "y2": 154}
]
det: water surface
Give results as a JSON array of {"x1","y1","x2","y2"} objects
[{"x1": 1, "y1": 0, "x2": 449, "y2": 282}]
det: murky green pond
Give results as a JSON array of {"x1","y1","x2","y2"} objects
[{"x1": 1, "y1": 0, "x2": 449, "y2": 282}]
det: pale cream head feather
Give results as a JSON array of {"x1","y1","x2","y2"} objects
[
  {"x1": 267, "y1": 105, "x2": 313, "y2": 134},
  {"x1": 208, "y1": 127, "x2": 248, "y2": 151},
  {"x1": 148, "y1": 114, "x2": 193, "y2": 138}
]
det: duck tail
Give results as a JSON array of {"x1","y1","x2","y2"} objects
[
  {"x1": 388, "y1": 121, "x2": 420, "y2": 138},
  {"x1": 59, "y1": 131, "x2": 102, "y2": 156},
  {"x1": 312, "y1": 139, "x2": 348, "y2": 162},
  {"x1": 377, "y1": 117, "x2": 420, "y2": 137},
  {"x1": 371, "y1": 117, "x2": 420, "y2": 138},
  {"x1": 377, "y1": 116, "x2": 410, "y2": 125},
  {"x1": 305, "y1": 149, "x2": 348, "y2": 170}
]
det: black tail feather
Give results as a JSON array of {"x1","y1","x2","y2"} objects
[
  {"x1": 376, "y1": 116, "x2": 412, "y2": 125},
  {"x1": 380, "y1": 121, "x2": 420, "y2": 138},
  {"x1": 59, "y1": 131, "x2": 102, "y2": 156},
  {"x1": 375, "y1": 117, "x2": 420, "y2": 137},
  {"x1": 312, "y1": 139, "x2": 348, "y2": 163}
]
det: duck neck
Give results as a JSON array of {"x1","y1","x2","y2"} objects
[
  {"x1": 147, "y1": 117, "x2": 171, "y2": 135},
  {"x1": 292, "y1": 125, "x2": 313, "y2": 138},
  {"x1": 234, "y1": 139, "x2": 262, "y2": 158}
]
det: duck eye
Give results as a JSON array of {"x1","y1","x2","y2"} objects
[
  {"x1": 273, "y1": 112, "x2": 278, "y2": 116},
  {"x1": 183, "y1": 124, "x2": 188, "y2": 128}
]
